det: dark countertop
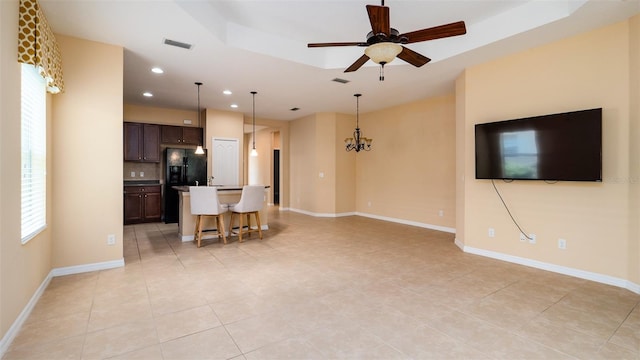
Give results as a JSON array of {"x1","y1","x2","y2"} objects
[
  {"x1": 173, "y1": 185, "x2": 269, "y2": 192},
  {"x1": 124, "y1": 180, "x2": 161, "y2": 186}
]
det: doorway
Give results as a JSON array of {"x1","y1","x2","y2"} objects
[{"x1": 273, "y1": 149, "x2": 280, "y2": 205}]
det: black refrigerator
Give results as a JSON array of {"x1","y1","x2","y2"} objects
[{"x1": 164, "y1": 148, "x2": 207, "y2": 223}]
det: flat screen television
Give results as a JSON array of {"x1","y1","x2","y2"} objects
[{"x1": 475, "y1": 108, "x2": 602, "y2": 182}]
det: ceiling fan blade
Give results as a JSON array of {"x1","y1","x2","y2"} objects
[
  {"x1": 344, "y1": 54, "x2": 370, "y2": 72},
  {"x1": 308, "y1": 42, "x2": 365, "y2": 48},
  {"x1": 400, "y1": 21, "x2": 467, "y2": 44},
  {"x1": 397, "y1": 46, "x2": 431, "y2": 67},
  {"x1": 366, "y1": 5, "x2": 390, "y2": 36}
]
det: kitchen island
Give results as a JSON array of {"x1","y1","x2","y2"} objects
[{"x1": 173, "y1": 186, "x2": 270, "y2": 242}]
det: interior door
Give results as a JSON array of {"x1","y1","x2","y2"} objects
[{"x1": 212, "y1": 138, "x2": 239, "y2": 186}]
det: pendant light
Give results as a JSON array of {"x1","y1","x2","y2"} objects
[
  {"x1": 345, "y1": 93, "x2": 372, "y2": 152},
  {"x1": 250, "y1": 91, "x2": 258, "y2": 157},
  {"x1": 194, "y1": 82, "x2": 205, "y2": 155}
]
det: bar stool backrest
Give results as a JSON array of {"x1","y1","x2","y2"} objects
[
  {"x1": 189, "y1": 186, "x2": 226, "y2": 215},
  {"x1": 231, "y1": 185, "x2": 264, "y2": 213}
]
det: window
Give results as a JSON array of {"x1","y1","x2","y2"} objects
[{"x1": 21, "y1": 63, "x2": 47, "y2": 243}]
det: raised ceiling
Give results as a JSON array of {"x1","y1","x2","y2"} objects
[{"x1": 40, "y1": 0, "x2": 639, "y2": 121}]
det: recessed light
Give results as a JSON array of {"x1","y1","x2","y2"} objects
[
  {"x1": 223, "y1": 90, "x2": 232, "y2": 95},
  {"x1": 151, "y1": 67, "x2": 164, "y2": 74},
  {"x1": 230, "y1": 104, "x2": 238, "y2": 108},
  {"x1": 143, "y1": 92, "x2": 153, "y2": 97}
]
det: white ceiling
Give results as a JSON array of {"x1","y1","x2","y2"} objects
[{"x1": 40, "y1": 0, "x2": 639, "y2": 122}]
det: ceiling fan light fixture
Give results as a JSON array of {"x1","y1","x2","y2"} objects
[{"x1": 364, "y1": 42, "x2": 402, "y2": 64}]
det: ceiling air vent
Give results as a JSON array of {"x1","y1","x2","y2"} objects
[
  {"x1": 163, "y1": 38, "x2": 193, "y2": 50},
  {"x1": 332, "y1": 78, "x2": 350, "y2": 84}
]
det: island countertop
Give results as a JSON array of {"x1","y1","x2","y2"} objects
[
  {"x1": 174, "y1": 185, "x2": 270, "y2": 242},
  {"x1": 172, "y1": 185, "x2": 269, "y2": 192}
]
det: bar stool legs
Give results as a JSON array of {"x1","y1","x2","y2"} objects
[
  {"x1": 193, "y1": 214, "x2": 227, "y2": 247},
  {"x1": 229, "y1": 211, "x2": 262, "y2": 243}
]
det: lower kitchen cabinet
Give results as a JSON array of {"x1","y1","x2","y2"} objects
[{"x1": 124, "y1": 185, "x2": 161, "y2": 224}]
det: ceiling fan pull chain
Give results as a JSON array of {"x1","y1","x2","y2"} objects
[{"x1": 379, "y1": 63, "x2": 385, "y2": 81}]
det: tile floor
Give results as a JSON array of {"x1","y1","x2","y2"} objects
[{"x1": 3, "y1": 208, "x2": 640, "y2": 359}]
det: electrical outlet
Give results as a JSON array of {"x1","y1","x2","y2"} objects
[
  {"x1": 529, "y1": 234, "x2": 536, "y2": 244},
  {"x1": 520, "y1": 233, "x2": 526, "y2": 242},
  {"x1": 558, "y1": 238, "x2": 567, "y2": 249},
  {"x1": 488, "y1": 228, "x2": 495, "y2": 237},
  {"x1": 438, "y1": 210, "x2": 444, "y2": 217},
  {"x1": 130, "y1": 171, "x2": 135, "y2": 177},
  {"x1": 367, "y1": 201, "x2": 372, "y2": 207},
  {"x1": 140, "y1": 171, "x2": 144, "y2": 177},
  {"x1": 107, "y1": 234, "x2": 116, "y2": 245}
]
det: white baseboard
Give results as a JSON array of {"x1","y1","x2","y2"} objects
[
  {"x1": 356, "y1": 212, "x2": 456, "y2": 234},
  {"x1": 288, "y1": 208, "x2": 355, "y2": 218},
  {"x1": 0, "y1": 258, "x2": 125, "y2": 358},
  {"x1": 50, "y1": 258, "x2": 124, "y2": 277},
  {"x1": 286, "y1": 208, "x2": 455, "y2": 232},
  {"x1": 0, "y1": 270, "x2": 52, "y2": 357},
  {"x1": 463, "y1": 245, "x2": 640, "y2": 295},
  {"x1": 454, "y1": 237, "x2": 465, "y2": 250}
]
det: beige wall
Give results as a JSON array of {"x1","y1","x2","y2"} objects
[
  {"x1": 0, "y1": 4, "x2": 124, "y2": 341},
  {"x1": 205, "y1": 109, "x2": 244, "y2": 184},
  {"x1": 0, "y1": 0, "x2": 53, "y2": 338},
  {"x1": 335, "y1": 113, "x2": 356, "y2": 214},
  {"x1": 629, "y1": 15, "x2": 640, "y2": 284},
  {"x1": 289, "y1": 112, "x2": 352, "y2": 215},
  {"x1": 458, "y1": 19, "x2": 637, "y2": 280},
  {"x1": 315, "y1": 113, "x2": 337, "y2": 214},
  {"x1": 124, "y1": 104, "x2": 197, "y2": 126},
  {"x1": 290, "y1": 114, "x2": 317, "y2": 212},
  {"x1": 356, "y1": 95, "x2": 457, "y2": 229},
  {"x1": 289, "y1": 95, "x2": 456, "y2": 225},
  {"x1": 455, "y1": 72, "x2": 467, "y2": 245},
  {"x1": 51, "y1": 35, "x2": 124, "y2": 267}
]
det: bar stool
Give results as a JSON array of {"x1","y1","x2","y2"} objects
[
  {"x1": 228, "y1": 185, "x2": 264, "y2": 243},
  {"x1": 189, "y1": 186, "x2": 228, "y2": 247}
]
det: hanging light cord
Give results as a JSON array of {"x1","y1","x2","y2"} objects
[
  {"x1": 251, "y1": 91, "x2": 257, "y2": 149},
  {"x1": 196, "y1": 82, "x2": 202, "y2": 127},
  {"x1": 355, "y1": 93, "x2": 360, "y2": 130}
]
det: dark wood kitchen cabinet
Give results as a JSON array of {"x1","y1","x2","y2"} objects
[
  {"x1": 161, "y1": 125, "x2": 202, "y2": 145},
  {"x1": 124, "y1": 122, "x2": 160, "y2": 162},
  {"x1": 124, "y1": 185, "x2": 161, "y2": 224}
]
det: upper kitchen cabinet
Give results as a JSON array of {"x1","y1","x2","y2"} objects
[
  {"x1": 161, "y1": 125, "x2": 203, "y2": 145},
  {"x1": 124, "y1": 122, "x2": 160, "y2": 162}
]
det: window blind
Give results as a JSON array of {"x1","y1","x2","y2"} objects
[{"x1": 21, "y1": 63, "x2": 47, "y2": 243}]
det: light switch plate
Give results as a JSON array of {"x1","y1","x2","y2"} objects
[
  {"x1": 130, "y1": 171, "x2": 135, "y2": 177},
  {"x1": 140, "y1": 172, "x2": 144, "y2": 177}
]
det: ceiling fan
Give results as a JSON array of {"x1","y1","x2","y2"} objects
[{"x1": 308, "y1": 0, "x2": 467, "y2": 80}]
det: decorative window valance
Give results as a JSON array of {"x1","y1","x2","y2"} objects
[{"x1": 17, "y1": 0, "x2": 64, "y2": 94}]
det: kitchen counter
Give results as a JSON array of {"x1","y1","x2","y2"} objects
[
  {"x1": 172, "y1": 185, "x2": 251, "y2": 192},
  {"x1": 174, "y1": 185, "x2": 270, "y2": 242},
  {"x1": 124, "y1": 180, "x2": 161, "y2": 186}
]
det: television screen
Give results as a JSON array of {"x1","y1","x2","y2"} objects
[{"x1": 475, "y1": 108, "x2": 602, "y2": 182}]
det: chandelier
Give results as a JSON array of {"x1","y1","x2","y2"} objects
[{"x1": 345, "y1": 93, "x2": 372, "y2": 152}]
